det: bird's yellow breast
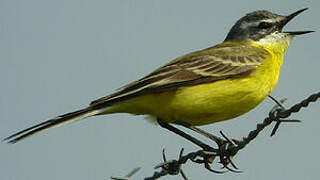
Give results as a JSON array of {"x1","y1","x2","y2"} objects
[{"x1": 107, "y1": 42, "x2": 286, "y2": 126}]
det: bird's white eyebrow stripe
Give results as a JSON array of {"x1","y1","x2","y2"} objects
[
  {"x1": 261, "y1": 17, "x2": 283, "y2": 23},
  {"x1": 240, "y1": 17, "x2": 284, "y2": 29},
  {"x1": 240, "y1": 21, "x2": 256, "y2": 29}
]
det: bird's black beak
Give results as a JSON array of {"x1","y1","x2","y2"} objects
[{"x1": 281, "y1": 8, "x2": 314, "y2": 35}]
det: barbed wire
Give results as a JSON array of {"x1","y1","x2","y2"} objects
[{"x1": 111, "y1": 91, "x2": 320, "y2": 180}]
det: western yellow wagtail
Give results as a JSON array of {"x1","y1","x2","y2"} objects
[{"x1": 5, "y1": 8, "x2": 313, "y2": 144}]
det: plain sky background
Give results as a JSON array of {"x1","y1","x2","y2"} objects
[{"x1": 1, "y1": 0, "x2": 320, "y2": 179}]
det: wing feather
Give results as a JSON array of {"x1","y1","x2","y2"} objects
[{"x1": 90, "y1": 44, "x2": 269, "y2": 107}]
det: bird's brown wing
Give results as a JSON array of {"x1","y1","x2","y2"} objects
[{"x1": 90, "y1": 45, "x2": 268, "y2": 108}]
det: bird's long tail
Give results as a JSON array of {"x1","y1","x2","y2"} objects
[{"x1": 4, "y1": 107, "x2": 102, "y2": 144}]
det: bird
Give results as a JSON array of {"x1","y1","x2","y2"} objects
[{"x1": 4, "y1": 8, "x2": 313, "y2": 144}]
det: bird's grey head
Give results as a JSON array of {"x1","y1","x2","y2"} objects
[{"x1": 224, "y1": 8, "x2": 313, "y2": 42}]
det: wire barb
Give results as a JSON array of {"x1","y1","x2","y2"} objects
[
  {"x1": 147, "y1": 148, "x2": 188, "y2": 180},
  {"x1": 111, "y1": 167, "x2": 141, "y2": 180}
]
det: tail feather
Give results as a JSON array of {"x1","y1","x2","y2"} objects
[{"x1": 4, "y1": 107, "x2": 100, "y2": 144}]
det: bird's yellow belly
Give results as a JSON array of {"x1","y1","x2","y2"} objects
[
  {"x1": 161, "y1": 76, "x2": 272, "y2": 125},
  {"x1": 108, "y1": 55, "x2": 281, "y2": 126}
]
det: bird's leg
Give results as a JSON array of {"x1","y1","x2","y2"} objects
[
  {"x1": 176, "y1": 121, "x2": 225, "y2": 146},
  {"x1": 157, "y1": 118, "x2": 214, "y2": 151},
  {"x1": 177, "y1": 122, "x2": 241, "y2": 169},
  {"x1": 268, "y1": 95, "x2": 286, "y2": 109},
  {"x1": 158, "y1": 119, "x2": 241, "y2": 172}
]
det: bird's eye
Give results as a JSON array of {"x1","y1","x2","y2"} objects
[{"x1": 257, "y1": 22, "x2": 272, "y2": 29}]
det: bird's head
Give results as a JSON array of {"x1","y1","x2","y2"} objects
[{"x1": 224, "y1": 8, "x2": 313, "y2": 46}]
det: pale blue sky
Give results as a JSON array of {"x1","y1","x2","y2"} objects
[{"x1": 1, "y1": 1, "x2": 320, "y2": 179}]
